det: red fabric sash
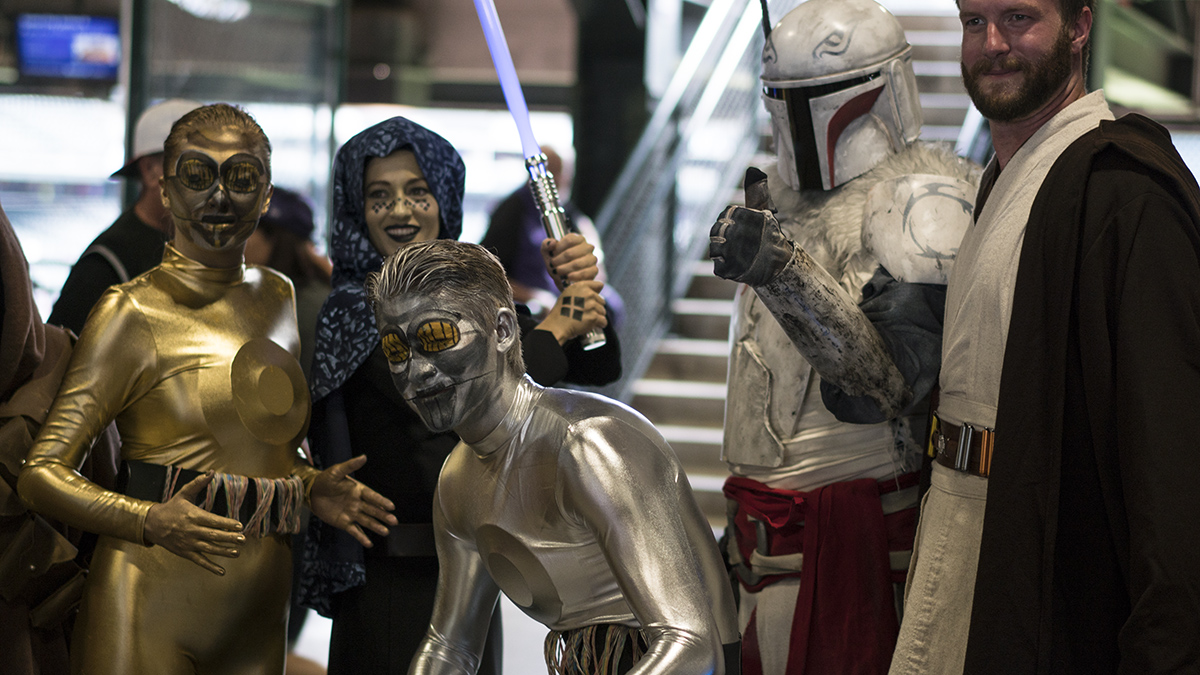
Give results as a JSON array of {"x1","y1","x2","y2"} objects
[{"x1": 724, "y1": 475, "x2": 915, "y2": 675}]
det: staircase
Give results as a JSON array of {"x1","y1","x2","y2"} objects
[
  {"x1": 628, "y1": 261, "x2": 739, "y2": 526},
  {"x1": 623, "y1": 8, "x2": 969, "y2": 527}
]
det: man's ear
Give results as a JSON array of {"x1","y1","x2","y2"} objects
[
  {"x1": 1071, "y1": 6, "x2": 1093, "y2": 54},
  {"x1": 495, "y1": 307, "x2": 518, "y2": 357}
]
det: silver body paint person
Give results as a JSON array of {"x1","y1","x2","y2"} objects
[
  {"x1": 707, "y1": 1, "x2": 979, "y2": 673},
  {"x1": 367, "y1": 241, "x2": 739, "y2": 675}
]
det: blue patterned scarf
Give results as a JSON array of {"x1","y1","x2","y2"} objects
[{"x1": 309, "y1": 117, "x2": 465, "y2": 402}]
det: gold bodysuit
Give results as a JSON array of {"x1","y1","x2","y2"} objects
[{"x1": 20, "y1": 244, "x2": 317, "y2": 674}]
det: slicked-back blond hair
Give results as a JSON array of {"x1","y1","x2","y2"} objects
[{"x1": 367, "y1": 240, "x2": 524, "y2": 374}]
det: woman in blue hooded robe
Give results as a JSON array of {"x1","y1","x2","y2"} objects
[{"x1": 297, "y1": 117, "x2": 620, "y2": 674}]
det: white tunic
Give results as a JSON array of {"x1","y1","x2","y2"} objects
[{"x1": 939, "y1": 90, "x2": 1114, "y2": 429}]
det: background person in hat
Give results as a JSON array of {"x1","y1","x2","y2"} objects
[
  {"x1": 243, "y1": 186, "x2": 332, "y2": 376},
  {"x1": 48, "y1": 98, "x2": 202, "y2": 336}
]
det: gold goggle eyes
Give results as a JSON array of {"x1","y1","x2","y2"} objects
[
  {"x1": 176, "y1": 158, "x2": 216, "y2": 191},
  {"x1": 174, "y1": 158, "x2": 263, "y2": 193},
  {"x1": 382, "y1": 321, "x2": 460, "y2": 363},
  {"x1": 224, "y1": 162, "x2": 264, "y2": 193},
  {"x1": 381, "y1": 331, "x2": 410, "y2": 363},
  {"x1": 417, "y1": 321, "x2": 461, "y2": 352}
]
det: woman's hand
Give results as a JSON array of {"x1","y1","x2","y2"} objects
[
  {"x1": 535, "y1": 280, "x2": 608, "y2": 345},
  {"x1": 143, "y1": 472, "x2": 245, "y2": 576},
  {"x1": 309, "y1": 455, "x2": 397, "y2": 547},
  {"x1": 541, "y1": 233, "x2": 599, "y2": 289}
]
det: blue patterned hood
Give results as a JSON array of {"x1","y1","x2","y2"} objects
[{"x1": 309, "y1": 117, "x2": 466, "y2": 402}]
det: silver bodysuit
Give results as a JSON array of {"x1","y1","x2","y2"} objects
[{"x1": 409, "y1": 377, "x2": 739, "y2": 675}]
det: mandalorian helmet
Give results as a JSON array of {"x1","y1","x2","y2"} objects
[{"x1": 762, "y1": 0, "x2": 922, "y2": 191}]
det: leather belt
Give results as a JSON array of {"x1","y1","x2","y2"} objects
[
  {"x1": 116, "y1": 459, "x2": 304, "y2": 535},
  {"x1": 930, "y1": 413, "x2": 994, "y2": 478}
]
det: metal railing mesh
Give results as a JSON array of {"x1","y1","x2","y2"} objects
[{"x1": 594, "y1": 0, "x2": 799, "y2": 400}]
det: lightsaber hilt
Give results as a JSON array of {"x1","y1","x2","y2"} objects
[{"x1": 526, "y1": 154, "x2": 606, "y2": 351}]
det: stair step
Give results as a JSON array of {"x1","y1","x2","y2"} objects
[
  {"x1": 904, "y1": 29, "x2": 965, "y2": 47},
  {"x1": 660, "y1": 425, "x2": 729, "y2": 527},
  {"x1": 657, "y1": 424, "x2": 725, "y2": 444},
  {"x1": 670, "y1": 314, "x2": 731, "y2": 342},
  {"x1": 671, "y1": 297, "x2": 734, "y2": 316},
  {"x1": 632, "y1": 378, "x2": 727, "y2": 398},
  {"x1": 643, "y1": 338, "x2": 729, "y2": 381},
  {"x1": 687, "y1": 473, "x2": 729, "y2": 494},
  {"x1": 896, "y1": 15, "x2": 963, "y2": 32},
  {"x1": 657, "y1": 337, "x2": 730, "y2": 357},
  {"x1": 631, "y1": 385, "x2": 726, "y2": 426},
  {"x1": 683, "y1": 272, "x2": 739, "y2": 301},
  {"x1": 657, "y1": 425, "x2": 727, "y2": 478}
]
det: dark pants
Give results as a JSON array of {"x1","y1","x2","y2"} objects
[{"x1": 328, "y1": 555, "x2": 502, "y2": 675}]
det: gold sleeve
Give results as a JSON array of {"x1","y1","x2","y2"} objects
[
  {"x1": 291, "y1": 456, "x2": 321, "y2": 505},
  {"x1": 19, "y1": 289, "x2": 157, "y2": 545}
]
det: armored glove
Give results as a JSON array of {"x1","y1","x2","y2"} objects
[
  {"x1": 710, "y1": 167, "x2": 793, "y2": 286},
  {"x1": 714, "y1": 166, "x2": 913, "y2": 419}
]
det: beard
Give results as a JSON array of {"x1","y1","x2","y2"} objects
[{"x1": 961, "y1": 25, "x2": 1073, "y2": 122}]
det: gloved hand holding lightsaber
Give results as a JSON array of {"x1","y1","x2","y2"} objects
[{"x1": 472, "y1": 0, "x2": 606, "y2": 350}]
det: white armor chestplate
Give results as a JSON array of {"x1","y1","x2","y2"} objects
[
  {"x1": 724, "y1": 284, "x2": 906, "y2": 491},
  {"x1": 722, "y1": 170, "x2": 967, "y2": 490}
]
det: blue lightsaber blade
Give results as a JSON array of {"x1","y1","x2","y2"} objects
[{"x1": 472, "y1": 0, "x2": 605, "y2": 350}]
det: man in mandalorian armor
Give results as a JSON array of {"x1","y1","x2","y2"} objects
[
  {"x1": 368, "y1": 240, "x2": 740, "y2": 675},
  {"x1": 708, "y1": 1, "x2": 979, "y2": 673}
]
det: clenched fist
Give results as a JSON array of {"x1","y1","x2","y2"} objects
[{"x1": 709, "y1": 167, "x2": 793, "y2": 286}]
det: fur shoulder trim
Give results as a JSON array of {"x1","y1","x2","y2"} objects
[{"x1": 763, "y1": 142, "x2": 981, "y2": 279}]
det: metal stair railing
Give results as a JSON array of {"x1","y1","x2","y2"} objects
[{"x1": 594, "y1": 0, "x2": 798, "y2": 401}]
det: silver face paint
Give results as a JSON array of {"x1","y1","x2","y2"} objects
[{"x1": 376, "y1": 292, "x2": 497, "y2": 433}]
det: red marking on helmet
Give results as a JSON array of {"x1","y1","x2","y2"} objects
[{"x1": 826, "y1": 85, "x2": 884, "y2": 186}]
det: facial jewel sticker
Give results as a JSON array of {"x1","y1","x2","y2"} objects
[
  {"x1": 369, "y1": 197, "x2": 433, "y2": 215},
  {"x1": 371, "y1": 198, "x2": 397, "y2": 215},
  {"x1": 381, "y1": 330, "x2": 410, "y2": 363},
  {"x1": 416, "y1": 320, "x2": 461, "y2": 352}
]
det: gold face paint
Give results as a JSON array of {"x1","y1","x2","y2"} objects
[
  {"x1": 163, "y1": 126, "x2": 271, "y2": 253},
  {"x1": 175, "y1": 156, "x2": 265, "y2": 194},
  {"x1": 417, "y1": 320, "x2": 461, "y2": 353},
  {"x1": 381, "y1": 330, "x2": 411, "y2": 363}
]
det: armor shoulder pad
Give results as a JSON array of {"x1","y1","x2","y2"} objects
[{"x1": 861, "y1": 173, "x2": 975, "y2": 284}]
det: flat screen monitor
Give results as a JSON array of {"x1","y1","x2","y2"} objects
[{"x1": 16, "y1": 14, "x2": 121, "y2": 81}]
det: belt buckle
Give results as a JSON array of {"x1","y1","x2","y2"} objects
[{"x1": 955, "y1": 424, "x2": 975, "y2": 472}]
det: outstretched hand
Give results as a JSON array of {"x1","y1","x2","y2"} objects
[
  {"x1": 143, "y1": 472, "x2": 245, "y2": 576},
  {"x1": 709, "y1": 167, "x2": 793, "y2": 286},
  {"x1": 309, "y1": 455, "x2": 397, "y2": 547},
  {"x1": 541, "y1": 232, "x2": 599, "y2": 290}
]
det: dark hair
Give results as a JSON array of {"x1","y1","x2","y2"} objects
[
  {"x1": 163, "y1": 103, "x2": 271, "y2": 178},
  {"x1": 366, "y1": 240, "x2": 523, "y2": 373},
  {"x1": 1059, "y1": 0, "x2": 1094, "y2": 23}
]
